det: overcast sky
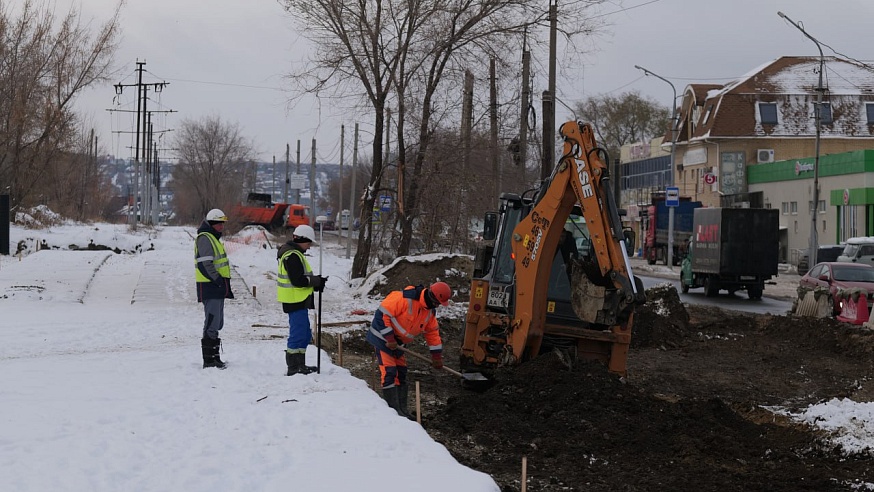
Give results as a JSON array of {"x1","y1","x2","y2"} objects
[{"x1": 61, "y1": 0, "x2": 874, "y2": 165}]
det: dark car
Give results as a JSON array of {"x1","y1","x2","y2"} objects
[
  {"x1": 798, "y1": 262, "x2": 874, "y2": 315},
  {"x1": 797, "y1": 244, "x2": 844, "y2": 274}
]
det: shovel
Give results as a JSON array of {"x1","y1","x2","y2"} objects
[{"x1": 398, "y1": 346, "x2": 489, "y2": 383}]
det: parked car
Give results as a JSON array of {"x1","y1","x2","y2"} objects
[
  {"x1": 798, "y1": 262, "x2": 874, "y2": 315},
  {"x1": 837, "y1": 237, "x2": 874, "y2": 267},
  {"x1": 797, "y1": 244, "x2": 845, "y2": 274}
]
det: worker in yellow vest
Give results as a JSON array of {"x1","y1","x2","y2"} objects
[
  {"x1": 277, "y1": 224, "x2": 327, "y2": 375},
  {"x1": 195, "y1": 209, "x2": 235, "y2": 369}
]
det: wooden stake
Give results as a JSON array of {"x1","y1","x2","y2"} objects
[
  {"x1": 337, "y1": 333, "x2": 343, "y2": 366},
  {"x1": 415, "y1": 381, "x2": 422, "y2": 424},
  {"x1": 252, "y1": 285, "x2": 257, "y2": 298},
  {"x1": 521, "y1": 456, "x2": 527, "y2": 492}
]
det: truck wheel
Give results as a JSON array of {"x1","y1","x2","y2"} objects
[
  {"x1": 704, "y1": 278, "x2": 718, "y2": 297},
  {"x1": 747, "y1": 287, "x2": 763, "y2": 300},
  {"x1": 681, "y1": 281, "x2": 689, "y2": 294},
  {"x1": 647, "y1": 256, "x2": 655, "y2": 265}
]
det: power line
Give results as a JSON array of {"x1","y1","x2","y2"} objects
[{"x1": 147, "y1": 72, "x2": 284, "y2": 91}]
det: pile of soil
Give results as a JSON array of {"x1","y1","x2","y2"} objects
[{"x1": 337, "y1": 278, "x2": 874, "y2": 491}]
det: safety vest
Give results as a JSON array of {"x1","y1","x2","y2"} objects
[
  {"x1": 195, "y1": 233, "x2": 230, "y2": 282},
  {"x1": 277, "y1": 249, "x2": 313, "y2": 303}
]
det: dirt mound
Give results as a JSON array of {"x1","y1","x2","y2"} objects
[
  {"x1": 367, "y1": 255, "x2": 472, "y2": 302},
  {"x1": 631, "y1": 283, "x2": 690, "y2": 349}
]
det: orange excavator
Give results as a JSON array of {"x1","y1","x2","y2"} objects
[{"x1": 461, "y1": 121, "x2": 646, "y2": 378}]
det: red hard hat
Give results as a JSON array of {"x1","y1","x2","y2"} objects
[{"x1": 429, "y1": 281, "x2": 452, "y2": 306}]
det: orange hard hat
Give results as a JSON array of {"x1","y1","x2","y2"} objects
[{"x1": 429, "y1": 281, "x2": 452, "y2": 306}]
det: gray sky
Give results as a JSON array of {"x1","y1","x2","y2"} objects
[{"x1": 63, "y1": 0, "x2": 874, "y2": 165}]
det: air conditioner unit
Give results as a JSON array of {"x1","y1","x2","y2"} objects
[{"x1": 757, "y1": 149, "x2": 775, "y2": 163}]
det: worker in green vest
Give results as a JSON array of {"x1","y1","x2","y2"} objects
[
  {"x1": 277, "y1": 224, "x2": 327, "y2": 375},
  {"x1": 195, "y1": 208, "x2": 234, "y2": 369}
]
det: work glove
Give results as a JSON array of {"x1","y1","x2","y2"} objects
[
  {"x1": 431, "y1": 353, "x2": 444, "y2": 370},
  {"x1": 385, "y1": 338, "x2": 399, "y2": 351},
  {"x1": 309, "y1": 275, "x2": 327, "y2": 292}
]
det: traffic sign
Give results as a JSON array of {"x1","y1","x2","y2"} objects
[
  {"x1": 666, "y1": 186, "x2": 680, "y2": 207},
  {"x1": 379, "y1": 195, "x2": 392, "y2": 212},
  {"x1": 703, "y1": 173, "x2": 717, "y2": 185},
  {"x1": 287, "y1": 173, "x2": 307, "y2": 190}
]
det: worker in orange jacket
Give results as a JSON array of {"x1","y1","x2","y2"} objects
[{"x1": 366, "y1": 282, "x2": 452, "y2": 418}]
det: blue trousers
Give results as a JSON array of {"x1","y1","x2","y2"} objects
[{"x1": 286, "y1": 308, "x2": 311, "y2": 354}]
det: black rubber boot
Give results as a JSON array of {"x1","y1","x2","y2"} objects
[
  {"x1": 203, "y1": 337, "x2": 226, "y2": 369},
  {"x1": 286, "y1": 351, "x2": 299, "y2": 376},
  {"x1": 397, "y1": 383, "x2": 415, "y2": 420},
  {"x1": 294, "y1": 353, "x2": 316, "y2": 375},
  {"x1": 201, "y1": 338, "x2": 212, "y2": 368},
  {"x1": 382, "y1": 386, "x2": 402, "y2": 415},
  {"x1": 212, "y1": 338, "x2": 227, "y2": 369}
]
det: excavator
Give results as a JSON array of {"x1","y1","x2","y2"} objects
[{"x1": 461, "y1": 120, "x2": 647, "y2": 379}]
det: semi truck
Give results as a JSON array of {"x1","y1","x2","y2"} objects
[
  {"x1": 680, "y1": 207, "x2": 779, "y2": 299},
  {"x1": 643, "y1": 194, "x2": 703, "y2": 266}
]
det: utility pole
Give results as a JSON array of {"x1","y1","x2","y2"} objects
[
  {"x1": 112, "y1": 60, "x2": 169, "y2": 227},
  {"x1": 272, "y1": 155, "x2": 276, "y2": 200},
  {"x1": 541, "y1": 1, "x2": 557, "y2": 181},
  {"x1": 339, "y1": 124, "x2": 345, "y2": 246},
  {"x1": 520, "y1": 30, "x2": 530, "y2": 176},
  {"x1": 347, "y1": 124, "x2": 358, "y2": 260},
  {"x1": 284, "y1": 144, "x2": 290, "y2": 204},
  {"x1": 489, "y1": 58, "x2": 499, "y2": 200},
  {"x1": 295, "y1": 140, "x2": 301, "y2": 204},
  {"x1": 461, "y1": 71, "x2": 474, "y2": 172},
  {"x1": 779, "y1": 11, "x2": 823, "y2": 267},
  {"x1": 145, "y1": 114, "x2": 152, "y2": 224},
  {"x1": 310, "y1": 139, "x2": 317, "y2": 227}
]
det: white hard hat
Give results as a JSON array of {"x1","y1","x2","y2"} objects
[
  {"x1": 206, "y1": 208, "x2": 228, "y2": 222},
  {"x1": 293, "y1": 224, "x2": 316, "y2": 242}
]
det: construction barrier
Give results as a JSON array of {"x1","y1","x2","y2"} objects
[{"x1": 836, "y1": 288, "x2": 870, "y2": 325}]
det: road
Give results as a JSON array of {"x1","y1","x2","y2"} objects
[{"x1": 636, "y1": 273, "x2": 793, "y2": 316}]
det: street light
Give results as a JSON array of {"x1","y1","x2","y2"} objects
[
  {"x1": 778, "y1": 11, "x2": 823, "y2": 267},
  {"x1": 635, "y1": 64, "x2": 678, "y2": 267}
]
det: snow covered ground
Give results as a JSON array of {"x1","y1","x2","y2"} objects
[
  {"x1": 0, "y1": 222, "x2": 496, "y2": 491},
  {"x1": 1, "y1": 219, "x2": 872, "y2": 491}
]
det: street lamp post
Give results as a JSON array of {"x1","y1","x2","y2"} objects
[
  {"x1": 635, "y1": 65, "x2": 678, "y2": 268},
  {"x1": 778, "y1": 11, "x2": 823, "y2": 268}
]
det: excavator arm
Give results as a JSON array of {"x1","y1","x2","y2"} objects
[{"x1": 462, "y1": 121, "x2": 646, "y2": 377}]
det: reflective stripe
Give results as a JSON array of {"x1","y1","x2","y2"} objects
[
  {"x1": 369, "y1": 325, "x2": 388, "y2": 340},
  {"x1": 428, "y1": 344, "x2": 443, "y2": 351},
  {"x1": 277, "y1": 249, "x2": 313, "y2": 303},
  {"x1": 194, "y1": 233, "x2": 230, "y2": 282},
  {"x1": 378, "y1": 305, "x2": 413, "y2": 340}
]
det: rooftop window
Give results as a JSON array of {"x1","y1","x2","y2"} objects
[
  {"x1": 759, "y1": 102, "x2": 778, "y2": 125},
  {"x1": 815, "y1": 102, "x2": 833, "y2": 125}
]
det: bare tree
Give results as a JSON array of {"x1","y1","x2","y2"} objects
[
  {"x1": 573, "y1": 91, "x2": 670, "y2": 161},
  {"x1": 169, "y1": 115, "x2": 254, "y2": 223},
  {"x1": 0, "y1": 0, "x2": 122, "y2": 214},
  {"x1": 279, "y1": 0, "x2": 610, "y2": 277}
]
